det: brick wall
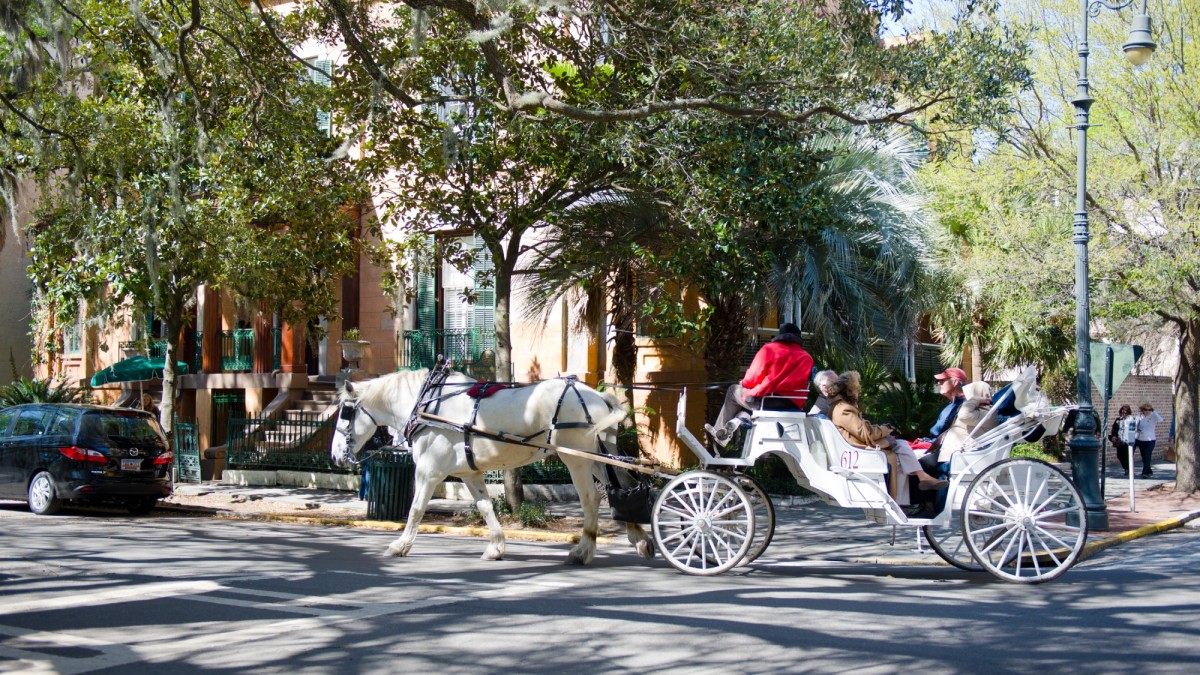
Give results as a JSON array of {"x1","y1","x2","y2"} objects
[{"x1": 1095, "y1": 375, "x2": 1174, "y2": 463}]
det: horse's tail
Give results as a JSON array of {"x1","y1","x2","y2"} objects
[{"x1": 594, "y1": 389, "x2": 629, "y2": 433}]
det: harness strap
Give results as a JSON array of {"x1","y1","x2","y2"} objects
[
  {"x1": 403, "y1": 358, "x2": 454, "y2": 445},
  {"x1": 547, "y1": 376, "x2": 595, "y2": 446},
  {"x1": 463, "y1": 395, "x2": 483, "y2": 471}
]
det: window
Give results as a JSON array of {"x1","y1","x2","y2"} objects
[
  {"x1": 0, "y1": 410, "x2": 14, "y2": 437},
  {"x1": 306, "y1": 58, "x2": 332, "y2": 136},
  {"x1": 65, "y1": 320, "x2": 82, "y2": 355},
  {"x1": 12, "y1": 409, "x2": 52, "y2": 436},
  {"x1": 409, "y1": 234, "x2": 496, "y2": 371},
  {"x1": 47, "y1": 410, "x2": 79, "y2": 436}
]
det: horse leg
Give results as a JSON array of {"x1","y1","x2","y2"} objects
[
  {"x1": 461, "y1": 473, "x2": 505, "y2": 560},
  {"x1": 384, "y1": 472, "x2": 440, "y2": 558},
  {"x1": 626, "y1": 523, "x2": 656, "y2": 560},
  {"x1": 561, "y1": 457, "x2": 601, "y2": 565}
]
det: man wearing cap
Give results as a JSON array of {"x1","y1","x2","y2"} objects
[
  {"x1": 911, "y1": 366, "x2": 970, "y2": 513},
  {"x1": 706, "y1": 323, "x2": 814, "y2": 447},
  {"x1": 929, "y1": 367, "x2": 969, "y2": 440}
]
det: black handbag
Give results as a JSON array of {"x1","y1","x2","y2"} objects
[{"x1": 604, "y1": 463, "x2": 655, "y2": 524}]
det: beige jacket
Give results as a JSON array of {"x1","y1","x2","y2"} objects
[
  {"x1": 830, "y1": 397, "x2": 892, "y2": 448},
  {"x1": 937, "y1": 398, "x2": 998, "y2": 462}
]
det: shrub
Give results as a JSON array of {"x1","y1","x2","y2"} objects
[
  {"x1": 0, "y1": 377, "x2": 91, "y2": 407},
  {"x1": 1011, "y1": 442, "x2": 1059, "y2": 463},
  {"x1": 517, "y1": 499, "x2": 559, "y2": 528}
]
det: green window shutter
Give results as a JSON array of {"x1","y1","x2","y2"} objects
[
  {"x1": 312, "y1": 59, "x2": 332, "y2": 136},
  {"x1": 472, "y1": 233, "x2": 495, "y2": 335},
  {"x1": 417, "y1": 271, "x2": 436, "y2": 332}
]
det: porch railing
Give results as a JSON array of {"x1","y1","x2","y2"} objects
[
  {"x1": 136, "y1": 328, "x2": 278, "y2": 374},
  {"x1": 220, "y1": 329, "x2": 254, "y2": 372},
  {"x1": 403, "y1": 328, "x2": 496, "y2": 377},
  {"x1": 226, "y1": 411, "x2": 343, "y2": 473}
]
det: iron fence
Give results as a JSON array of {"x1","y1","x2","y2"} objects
[
  {"x1": 173, "y1": 421, "x2": 202, "y2": 483},
  {"x1": 226, "y1": 411, "x2": 343, "y2": 472}
]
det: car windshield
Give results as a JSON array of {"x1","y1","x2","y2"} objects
[{"x1": 80, "y1": 411, "x2": 168, "y2": 447}]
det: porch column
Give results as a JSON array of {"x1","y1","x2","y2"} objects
[
  {"x1": 279, "y1": 321, "x2": 306, "y2": 374},
  {"x1": 253, "y1": 302, "x2": 273, "y2": 373}
]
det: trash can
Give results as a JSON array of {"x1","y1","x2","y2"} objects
[{"x1": 366, "y1": 448, "x2": 416, "y2": 522}]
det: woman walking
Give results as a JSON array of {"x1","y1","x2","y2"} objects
[
  {"x1": 1133, "y1": 403, "x2": 1165, "y2": 479},
  {"x1": 1107, "y1": 405, "x2": 1134, "y2": 477}
]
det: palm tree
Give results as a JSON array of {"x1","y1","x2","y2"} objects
[
  {"x1": 521, "y1": 192, "x2": 672, "y2": 453},
  {"x1": 768, "y1": 128, "x2": 936, "y2": 366}
]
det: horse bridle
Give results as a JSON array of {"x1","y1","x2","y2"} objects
[{"x1": 335, "y1": 402, "x2": 381, "y2": 466}]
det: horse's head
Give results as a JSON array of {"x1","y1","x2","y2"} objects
[{"x1": 330, "y1": 381, "x2": 383, "y2": 468}]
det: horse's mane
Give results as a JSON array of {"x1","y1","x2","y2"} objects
[{"x1": 339, "y1": 368, "x2": 475, "y2": 413}]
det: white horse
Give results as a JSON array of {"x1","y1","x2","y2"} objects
[{"x1": 330, "y1": 368, "x2": 656, "y2": 565}]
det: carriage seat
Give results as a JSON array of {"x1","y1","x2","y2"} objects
[{"x1": 804, "y1": 417, "x2": 889, "y2": 477}]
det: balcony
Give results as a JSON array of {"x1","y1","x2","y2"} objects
[{"x1": 403, "y1": 328, "x2": 496, "y2": 378}]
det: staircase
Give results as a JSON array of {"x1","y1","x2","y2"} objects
[{"x1": 258, "y1": 378, "x2": 339, "y2": 451}]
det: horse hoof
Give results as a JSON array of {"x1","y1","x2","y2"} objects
[
  {"x1": 385, "y1": 544, "x2": 410, "y2": 557},
  {"x1": 636, "y1": 540, "x2": 656, "y2": 560},
  {"x1": 565, "y1": 553, "x2": 587, "y2": 565},
  {"x1": 481, "y1": 546, "x2": 504, "y2": 561}
]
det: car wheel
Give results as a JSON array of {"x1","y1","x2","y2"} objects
[
  {"x1": 28, "y1": 471, "x2": 63, "y2": 516},
  {"x1": 125, "y1": 497, "x2": 158, "y2": 515}
]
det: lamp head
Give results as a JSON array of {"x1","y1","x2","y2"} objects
[{"x1": 1122, "y1": 14, "x2": 1156, "y2": 66}]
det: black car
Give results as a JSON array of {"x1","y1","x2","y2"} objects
[{"x1": 0, "y1": 403, "x2": 172, "y2": 515}]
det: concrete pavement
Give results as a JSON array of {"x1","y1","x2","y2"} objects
[{"x1": 165, "y1": 459, "x2": 1200, "y2": 567}]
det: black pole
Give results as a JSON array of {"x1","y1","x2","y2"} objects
[{"x1": 1068, "y1": 0, "x2": 1108, "y2": 531}]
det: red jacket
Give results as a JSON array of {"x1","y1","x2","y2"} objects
[{"x1": 741, "y1": 340, "x2": 813, "y2": 402}]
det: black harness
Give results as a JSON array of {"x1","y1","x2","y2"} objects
[{"x1": 340, "y1": 360, "x2": 619, "y2": 472}]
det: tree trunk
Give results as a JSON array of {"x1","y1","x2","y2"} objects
[
  {"x1": 611, "y1": 266, "x2": 637, "y2": 409},
  {"x1": 970, "y1": 334, "x2": 984, "y2": 382},
  {"x1": 159, "y1": 297, "x2": 185, "y2": 435},
  {"x1": 1175, "y1": 318, "x2": 1199, "y2": 493},
  {"x1": 703, "y1": 295, "x2": 751, "y2": 424},
  {"x1": 492, "y1": 245, "x2": 524, "y2": 511},
  {"x1": 610, "y1": 265, "x2": 639, "y2": 455}
]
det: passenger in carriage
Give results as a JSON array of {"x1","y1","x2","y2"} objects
[
  {"x1": 935, "y1": 381, "x2": 1000, "y2": 466},
  {"x1": 706, "y1": 322, "x2": 814, "y2": 447},
  {"x1": 827, "y1": 371, "x2": 949, "y2": 507},
  {"x1": 928, "y1": 367, "x2": 970, "y2": 440},
  {"x1": 807, "y1": 370, "x2": 839, "y2": 419},
  {"x1": 916, "y1": 366, "x2": 970, "y2": 483}
]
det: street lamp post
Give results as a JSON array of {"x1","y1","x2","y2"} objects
[{"x1": 1069, "y1": 0, "x2": 1155, "y2": 531}]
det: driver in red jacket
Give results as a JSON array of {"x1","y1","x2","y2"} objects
[{"x1": 706, "y1": 323, "x2": 814, "y2": 446}]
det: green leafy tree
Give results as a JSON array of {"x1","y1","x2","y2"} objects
[
  {"x1": 1, "y1": 1, "x2": 363, "y2": 430},
  {"x1": 920, "y1": 0, "x2": 1200, "y2": 492},
  {"x1": 632, "y1": 121, "x2": 939, "y2": 420}
]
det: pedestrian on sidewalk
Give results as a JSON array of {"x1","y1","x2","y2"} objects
[
  {"x1": 1134, "y1": 403, "x2": 1164, "y2": 478},
  {"x1": 1108, "y1": 404, "x2": 1135, "y2": 477}
]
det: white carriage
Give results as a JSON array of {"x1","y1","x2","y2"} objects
[{"x1": 653, "y1": 368, "x2": 1089, "y2": 583}]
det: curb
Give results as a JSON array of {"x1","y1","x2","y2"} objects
[
  {"x1": 157, "y1": 504, "x2": 602, "y2": 544},
  {"x1": 1079, "y1": 510, "x2": 1200, "y2": 561}
]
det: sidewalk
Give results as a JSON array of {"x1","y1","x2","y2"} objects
[{"x1": 163, "y1": 459, "x2": 1200, "y2": 566}]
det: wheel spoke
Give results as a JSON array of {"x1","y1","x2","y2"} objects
[{"x1": 963, "y1": 458, "x2": 1086, "y2": 583}]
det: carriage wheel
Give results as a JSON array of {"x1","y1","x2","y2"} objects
[
  {"x1": 652, "y1": 471, "x2": 754, "y2": 576},
  {"x1": 962, "y1": 458, "x2": 1087, "y2": 584},
  {"x1": 923, "y1": 496, "x2": 983, "y2": 572},
  {"x1": 735, "y1": 475, "x2": 775, "y2": 566}
]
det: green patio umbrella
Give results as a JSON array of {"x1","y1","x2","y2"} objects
[{"x1": 89, "y1": 355, "x2": 190, "y2": 387}]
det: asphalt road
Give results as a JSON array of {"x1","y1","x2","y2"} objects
[{"x1": 2, "y1": 506, "x2": 1198, "y2": 674}]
